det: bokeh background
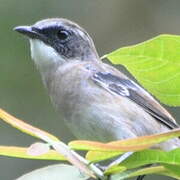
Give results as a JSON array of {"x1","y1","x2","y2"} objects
[{"x1": 0, "y1": 0, "x2": 180, "y2": 179}]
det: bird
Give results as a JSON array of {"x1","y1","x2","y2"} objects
[{"x1": 14, "y1": 18, "x2": 180, "y2": 152}]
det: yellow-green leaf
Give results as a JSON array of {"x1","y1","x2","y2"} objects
[
  {"x1": 84, "y1": 128, "x2": 180, "y2": 161},
  {"x1": 0, "y1": 109, "x2": 59, "y2": 141},
  {"x1": 0, "y1": 146, "x2": 66, "y2": 160}
]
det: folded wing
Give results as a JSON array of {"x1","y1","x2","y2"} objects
[{"x1": 92, "y1": 72, "x2": 179, "y2": 129}]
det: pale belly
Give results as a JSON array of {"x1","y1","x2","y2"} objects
[
  {"x1": 58, "y1": 97, "x2": 180, "y2": 150},
  {"x1": 61, "y1": 97, "x2": 162, "y2": 142}
]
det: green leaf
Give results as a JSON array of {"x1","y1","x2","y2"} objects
[
  {"x1": 105, "y1": 34, "x2": 180, "y2": 106},
  {"x1": 163, "y1": 164, "x2": 180, "y2": 177},
  {"x1": 17, "y1": 164, "x2": 89, "y2": 180},
  {"x1": 0, "y1": 146, "x2": 66, "y2": 160},
  {"x1": 105, "y1": 148, "x2": 180, "y2": 174},
  {"x1": 110, "y1": 166, "x2": 180, "y2": 180}
]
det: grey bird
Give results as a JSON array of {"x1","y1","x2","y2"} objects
[{"x1": 14, "y1": 18, "x2": 180, "y2": 151}]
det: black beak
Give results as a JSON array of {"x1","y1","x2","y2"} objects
[{"x1": 14, "y1": 26, "x2": 44, "y2": 40}]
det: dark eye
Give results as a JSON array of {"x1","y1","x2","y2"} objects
[{"x1": 57, "y1": 30, "x2": 69, "y2": 41}]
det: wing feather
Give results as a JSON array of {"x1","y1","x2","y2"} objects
[{"x1": 92, "y1": 72, "x2": 179, "y2": 129}]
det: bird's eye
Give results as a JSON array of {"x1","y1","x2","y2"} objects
[{"x1": 57, "y1": 30, "x2": 69, "y2": 41}]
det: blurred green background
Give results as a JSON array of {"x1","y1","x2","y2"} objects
[{"x1": 0, "y1": 0, "x2": 180, "y2": 179}]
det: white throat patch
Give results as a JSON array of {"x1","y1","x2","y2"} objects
[{"x1": 29, "y1": 39, "x2": 65, "y2": 73}]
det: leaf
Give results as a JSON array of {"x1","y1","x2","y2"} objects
[
  {"x1": 0, "y1": 109, "x2": 99, "y2": 179},
  {"x1": 69, "y1": 128, "x2": 180, "y2": 162},
  {"x1": 86, "y1": 151, "x2": 122, "y2": 162},
  {"x1": 0, "y1": 146, "x2": 66, "y2": 160},
  {"x1": 127, "y1": 166, "x2": 180, "y2": 179},
  {"x1": 163, "y1": 164, "x2": 180, "y2": 177},
  {"x1": 0, "y1": 108, "x2": 59, "y2": 141},
  {"x1": 110, "y1": 166, "x2": 180, "y2": 180},
  {"x1": 104, "y1": 34, "x2": 180, "y2": 106},
  {"x1": 105, "y1": 148, "x2": 180, "y2": 174},
  {"x1": 16, "y1": 164, "x2": 89, "y2": 180},
  {"x1": 70, "y1": 128, "x2": 180, "y2": 151}
]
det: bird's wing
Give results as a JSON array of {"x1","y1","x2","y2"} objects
[{"x1": 91, "y1": 71, "x2": 179, "y2": 129}]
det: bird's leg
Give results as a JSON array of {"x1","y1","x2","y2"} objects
[
  {"x1": 136, "y1": 175, "x2": 146, "y2": 180},
  {"x1": 93, "y1": 152, "x2": 133, "y2": 173},
  {"x1": 107, "y1": 151, "x2": 134, "y2": 169}
]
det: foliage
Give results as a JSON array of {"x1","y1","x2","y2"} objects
[{"x1": 0, "y1": 108, "x2": 180, "y2": 179}]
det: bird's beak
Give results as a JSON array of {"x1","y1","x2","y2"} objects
[{"x1": 13, "y1": 26, "x2": 44, "y2": 40}]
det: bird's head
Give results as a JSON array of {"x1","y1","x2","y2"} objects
[{"x1": 14, "y1": 18, "x2": 99, "y2": 72}]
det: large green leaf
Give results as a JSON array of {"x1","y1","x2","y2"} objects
[{"x1": 105, "y1": 34, "x2": 180, "y2": 106}]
